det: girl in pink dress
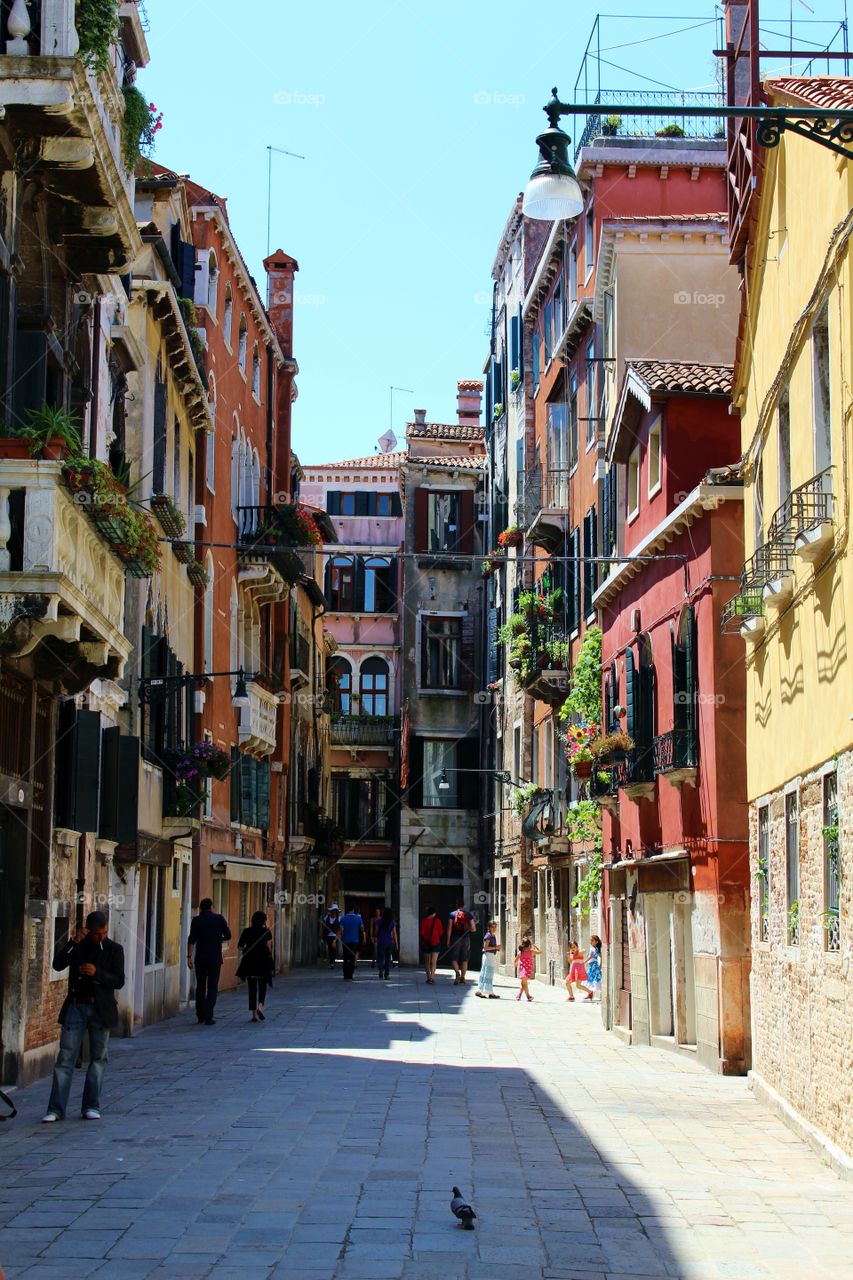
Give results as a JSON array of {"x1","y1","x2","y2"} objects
[
  {"x1": 565, "y1": 940, "x2": 591, "y2": 1001},
  {"x1": 515, "y1": 937, "x2": 541, "y2": 1002}
]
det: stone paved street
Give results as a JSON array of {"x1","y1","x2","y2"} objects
[{"x1": 1, "y1": 964, "x2": 852, "y2": 1280}]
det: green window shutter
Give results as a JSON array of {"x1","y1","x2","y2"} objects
[
  {"x1": 256, "y1": 760, "x2": 270, "y2": 831},
  {"x1": 625, "y1": 647, "x2": 636, "y2": 743},
  {"x1": 230, "y1": 747, "x2": 240, "y2": 822},
  {"x1": 241, "y1": 754, "x2": 257, "y2": 827},
  {"x1": 684, "y1": 606, "x2": 696, "y2": 736}
]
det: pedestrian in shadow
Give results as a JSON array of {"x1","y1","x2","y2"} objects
[
  {"x1": 339, "y1": 906, "x2": 365, "y2": 979},
  {"x1": 375, "y1": 908, "x2": 398, "y2": 980},
  {"x1": 187, "y1": 898, "x2": 231, "y2": 1025},
  {"x1": 321, "y1": 903, "x2": 341, "y2": 968},
  {"x1": 237, "y1": 911, "x2": 274, "y2": 1022}
]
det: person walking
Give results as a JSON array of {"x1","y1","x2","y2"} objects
[
  {"x1": 237, "y1": 911, "x2": 275, "y2": 1022},
  {"x1": 42, "y1": 911, "x2": 125, "y2": 1122},
  {"x1": 446, "y1": 899, "x2": 475, "y2": 985},
  {"x1": 419, "y1": 907, "x2": 444, "y2": 984},
  {"x1": 369, "y1": 906, "x2": 382, "y2": 966},
  {"x1": 187, "y1": 897, "x2": 231, "y2": 1024},
  {"x1": 515, "y1": 936, "x2": 540, "y2": 1002},
  {"x1": 565, "y1": 940, "x2": 591, "y2": 1002},
  {"x1": 476, "y1": 921, "x2": 500, "y2": 999},
  {"x1": 584, "y1": 935, "x2": 603, "y2": 1002},
  {"x1": 321, "y1": 903, "x2": 341, "y2": 968},
  {"x1": 338, "y1": 906, "x2": 365, "y2": 980},
  {"x1": 375, "y1": 908, "x2": 398, "y2": 980}
]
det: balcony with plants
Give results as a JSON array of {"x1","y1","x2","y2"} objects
[
  {"x1": 521, "y1": 463, "x2": 573, "y2": 552},
  {"x1": 0, "y1": 408, "x2": 159, "y2": 687},
  {"x1": 573, "y1": 88, "x2": 725, "y2": 158},
  {"x1": 237, "y1": 501, "x2": 323, "y2": 588},
  {"x1": 330, "y1": 715, "x2": 398, "y2": 749},
  {"x1": 499, "y1": 589, "x2": 570, "y2": 705},
  {"x1": 0, "y1": 0, "x2": 151, "y2": 272}
]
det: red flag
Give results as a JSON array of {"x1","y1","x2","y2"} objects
[{"x1": 400, "y1": 699, "x2": 410, "y2": 791}]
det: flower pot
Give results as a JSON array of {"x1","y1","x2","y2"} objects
[
  {"x1": 573, "y1": 759, "x2": 593, "y2": 780},
  {"x1": 173, "y1": 541, "x2": 194, "y2": 565},
  {"x1": 123, "y1": 558, "x2": 152, "y2": 580},
  {"x1": 0, "y1": 437, "x2": 32, "y2": 459},
  {"x1": 38, "y1": 438, "x2": 72, "y2": 461}
]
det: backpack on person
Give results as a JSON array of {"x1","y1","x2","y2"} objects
[{"x1": 452, "y1": 909, "x2": 471, "y2": 936}]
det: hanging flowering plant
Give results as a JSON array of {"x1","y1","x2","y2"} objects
[
  {"x1": 564, "y1": 721, "x2": 600, "y2": 766},
  {"x1": 497, "y1": 526, "x2": 523, "y2": 548},
  {"x1": 166, "y1": 742, "x2": 231, "y2": 782},
  {"x1": 264, "y1": 502, "x2": 323, "y2": 547}
]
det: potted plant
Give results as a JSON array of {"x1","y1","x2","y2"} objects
[
  {"x1": 187, "y1": 560, "x2": 210, "y2": 588},
  {"x1": 602, "y1": 114, "x2": 622, "y2": 136},
  {"x1": 512, "y1": 781, "x2": 545, "y2": 820},
  {"x1": 150, "y1": 492, "x2": 186, "y2": 538},
  {"x1": 481, "y1": 558, "x2": 496, "y2": 578},
  {"x1": 510, "y1": 368, "x2": 520, "y2": 390},
  {"x1": 497, "y1": 525, "x2": 523, "y2": 549},
  {"x1": 656, "y1": 123, "x2": 685, "y2": 138},
  {"x1": 12, "y1": 406, "x2": 82, "y2": 460},
  {"x1": 168, "y1": 741, "x2": 231, "y2": 782},
  {"x1": 172, "y1": 540, "x2": 195, "y2": 566},
  {"x1": 62, "y1": 456, "x2": 161, "y2": 577},
  {"x1": 564, "y1": 721, "x2": 600, "y2": 779},
  {"x1": 590, "y1": 730, "x2": 633, "y2": 758},
  {"x1": 493, "y1": 402, "x2": 504, "y2": 421},
  {"x1": 269, "y1": 501, "x2": 323, "y2": 547}
]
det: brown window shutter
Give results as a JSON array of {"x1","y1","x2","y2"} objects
[
  {"x1": 458, "y1": 490, "x2": 475, "y2": 554},
  {"x1": 414, "y1": 488, "x2": 429, "y2": 552},
  {"x1": 460, "y1": 611, "x2": 476, "y2": 690}
]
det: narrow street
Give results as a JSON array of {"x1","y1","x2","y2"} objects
[{"x1": 1, "y1": 965, "x2": 851, "y2": 1280}]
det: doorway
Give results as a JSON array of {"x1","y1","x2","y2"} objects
[
  {"x1": 0, "y1": 804, "x2": 26, "y2": 1084},
  {"x1": 617, "y1": 897, "x2": 632, "y2": 1028},
  {"x1": 418, "y1": 882, "x2": 463, "y2": 965}
]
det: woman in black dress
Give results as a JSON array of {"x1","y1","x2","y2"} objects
[{"x1": 236, "y1": 911, "x2": 274, "y2": 1022}]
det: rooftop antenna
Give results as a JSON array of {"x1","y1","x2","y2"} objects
[
  {"x1": 389, "y1": 385, "x2": 414, "y2": 433},
  {"x1": 267, "y1": 145, "x2": 305, "y2": 256}
]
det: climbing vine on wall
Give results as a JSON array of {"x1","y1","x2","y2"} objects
[{"x1": 76, "y1": 0, "x2": 121, "y2": 75}]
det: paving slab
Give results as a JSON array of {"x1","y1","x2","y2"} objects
[{"x1": 1, "y1": 966, "x2": 853, "y2": 1279}]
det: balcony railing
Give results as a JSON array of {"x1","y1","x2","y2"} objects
[
  {"x1": 237, "y1": 680, "x2": 278, "y2": 757},
  {"x1": 290, "y1": 631, "x2": 311, "y2": 679},
  {"x1": 610, "y1": 745, "x2": 654, "y2": 792},
  {"x1": 237, "y1": 504, "x2": 304, "y2": 586},
  {"x1": 653, "y1": 729, "x2": 698, "y2": 775},
  {"x1": 331, "y1": 715, "x2": 397, "y2": 747},
  {"x1": 574, "y1": 90, "x2": 725, "y2": 158},
  {"x1": 0, "y1": 458, "x2": 130, "y2": 678}
]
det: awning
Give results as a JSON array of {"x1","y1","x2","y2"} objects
[{"x1": 211, "y1": 854, "x2": 277, "y2": 884}]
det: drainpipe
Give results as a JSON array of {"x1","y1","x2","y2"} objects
[
  {"x1": 266, "y1": 343, "x2": 275, "y2": 502},
  {"x1": 88, "y1": 301, "x2": 100, "y2": 460}
]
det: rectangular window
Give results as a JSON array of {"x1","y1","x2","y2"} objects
[
  {"x1": 532, "y1": 868, "x2": 539, "y2": 909},
  {"x1": 754, "y1": 451, "x2": 764, "y2": 550},
  {"x1": 552, "y1": 278, "x2": 562, "y2": 344},
  {"x1": 758, "y1": 804, "x2": 770, "y2": 942},
  {"x1": 648, "y1": 416, "x2": 662, "y2": 496},
  {"x1": 604, "y1": 290, "x2": 614, "y2": 359},
  {"x1": 544, "y1": 300, "x2": 552, "y2": 364},
  {"x1": 583, "y1": 505, "x2": 597, "y2": 616},
  {"x1": 212, "y1": 877, "x2": 227, "y2": 917},
  {"x1": 823, "y1": 771, "x2": 840, "y2": 952},
  {"x1": 812, "y1": 302, "x2": 832, "y2": 476},
  {"x1": 331, "y1": 775, "x2": 389, "y2": 838},
  {"x1": 421, "y1": 615, "x2": 462, "y2": 689},
  {"x1": 569, "y1": 245, "x2": 577, "y2": 306},
  {"x1": 423, "y1": 739, "x2": 457, "y2": 808},
  {"x1": 428, "y1": 492, "x2": 460, "y2": 552},
  {"x1": 585, "y1": 342, "x2": 596, "y2": 447},
  {"x1": 627, "y1": 448, "x2": 640, "y2": 521},
  {"x1": 778, "y1": 387, "x2": 791, "y2": 504},
  {"x1": 569, "y1": 375, "x2": 578, "y2": 471},
  {"x1": 512, "y1": 873, "x2": 519, "y2": 918},
  {"x1": 143, "y1": 865, "x2": 165, "y2": 967},
  {"x1": 205, "y1": 421, "x2": 215, "y2": 492},
  {"x1": 513, "y1": 724, "x2": 522, "y2": 782},
  {"x1": 785, "y1": 790, "x2": 799, "y2": 944},
  {"x1": 532, "y1": 724, "x2": 540, "y2": 786},
  {"x1": 532, "y1": 327, "x2": 540, "y2": 393}
]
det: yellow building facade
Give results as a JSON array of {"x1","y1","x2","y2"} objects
[{"x1": 728, "y1": 78, "x2": 853, "y2": 1169}]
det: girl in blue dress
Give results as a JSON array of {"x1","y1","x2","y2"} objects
[{"x1": 584, "y1": 935, "x2": 602, "y2": 1001}]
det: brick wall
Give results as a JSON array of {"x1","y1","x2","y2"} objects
[{"x1": 749, "y1": 746, "x2": 853, "y2": 1157}]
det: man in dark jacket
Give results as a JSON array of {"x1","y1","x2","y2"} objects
[
  {"x1": 43, "y1": 910, "x2": 125, "y2": 1122},
  {"x1": 187, "y1": 898, "x2": 231, "y2": 1024}
]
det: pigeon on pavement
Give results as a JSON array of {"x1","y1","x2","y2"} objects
[{"x1": 450, "y1": 1186, "x2": 476, "y2": 1229}]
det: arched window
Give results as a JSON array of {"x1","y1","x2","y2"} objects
[
  {"x1": 363, "y1": 556, "x2": 395, "y2": 613},
  {"x1": 360, "y1": 656, "x2": 389, "y2": 717},
  {"x1": 223, "y1": 285, "x2": 233, "y2": 345},
  {"x1": 238, "y1": 315, "x2": 248, "y2": 373},
  {"x1": 206, "y1": 374, "x2": 216, "y2": 492},
  {"x1": 229, "y1": 581, "x2": 239, "y2": 678},
  {"x1": 203, "y1": 553, "x2": 215, "y2": 673},
  {"x1": 206, "y1": 251, "x2": 218, "y2": 312},
  {"x1": 325, "y1": 555, "x2": 355, "y2": 612},
  {"x1": 172, "y1": 418, "x2": 181, "y2": 510},
  {"x1": 252, "y1": 447, "x2": 261, "y2": 508},
  {"x1": 251, "y1": 344, "x2": 261, "y2": 399},
  {"x1": 327, "y1": 656, "x2": 352, "y2": 717},
  {"x1": 672, "y1": 606, "x2": 696, "y2": 743},
  {"x1": 230, "y1": 426, "x2": 239, "y2": 521}
]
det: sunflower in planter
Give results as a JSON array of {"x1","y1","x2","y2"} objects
[{"x1": 564, "y1": 721, "x2": 600, "y2": 779}]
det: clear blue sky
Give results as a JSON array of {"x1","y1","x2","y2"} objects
[{"x1": 141, "y1": 0, "x2": 848, "y2": 463}]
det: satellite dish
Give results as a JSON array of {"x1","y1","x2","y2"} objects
[{"x1": 377, "y1": 430, "x2": 397, "y2": 454}]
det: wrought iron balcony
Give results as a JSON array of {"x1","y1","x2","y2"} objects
[
  {"x1": 519, "y1": 623, "x2": 570, "y2": 705},
  {"x1": 653, "y1": 729, "x2": 698, "y2": 789},
  {"x1": 330, "y1": 715, "x2": 397, "y2": 748},
  {"x1": 788, "y1": 467, "x2": 834, "y2": 563},
  {"x1": 237, "y1": 504, "x2": 304, "y2": 590},
  {"x1": 610, "y1": 745, "x2": 655, "y2": 801},
  {"x1": 0, "y1": 459, "x2": 130, "y2": 689},
  {"x1": 521, "y1": 466, "x2": 572, "y2": 551},
  {"x1": 574, "y1": 89, "x2": 725, "y2": 158}
]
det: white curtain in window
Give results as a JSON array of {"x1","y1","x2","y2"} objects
[{"x1": 423, "y1": 740, "x2": 456, "y2": 807}]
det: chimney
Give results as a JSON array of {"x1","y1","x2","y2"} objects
[
  {"x1": 263, "y1": 249, "x2": 299, "y2": 359},
  {"x1": 457, "y1": 380, "x2": 483, "y2": 428},
  {"x1": 413, "y1": 408, "x2": 427, "y2": 425}
]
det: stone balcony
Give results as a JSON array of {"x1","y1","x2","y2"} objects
[
  {"x1": 237, "y1": 680, "x2": 278, "y2": 757},
  {"x1": 0, "y1": 0, "x2": 144, "y2": 272},
  {"x1": 0, "y1": 459, "x2": 130, "y2": 690}
]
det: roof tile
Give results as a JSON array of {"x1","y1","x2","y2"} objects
[
  {"x1": 406, "y1": 422, "x2": 484, "y2": 441},
  {"x1": 628, "y1": 360, "x2": 733, "y2": 397},
  {"x1": 766, "y1": 76, "x2": 853, "y2": 113},
  {"x1": 304, "y1": 450, "x2": 408, "y2": 470}
]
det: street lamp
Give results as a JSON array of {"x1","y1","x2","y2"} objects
[
  {"x1": 437, "y1": 767, "x2": 528, "y2": 791},
  {"x1": 138, "y1": 668, "x2": 258, "y2": 709},
  {"x1": 523, "y1": 87, "x2": 585, "y2": 222}
]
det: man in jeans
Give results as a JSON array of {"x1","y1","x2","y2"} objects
[
  {"x1": 187, "y1": 898, "x2": 231, "y2": 1024},
  {"x1": 43, "y1": 911, "x2": 125, "y2": 1122},
  {"x1": 338, "y1": 907, "x2": 365, "y2": 980}
]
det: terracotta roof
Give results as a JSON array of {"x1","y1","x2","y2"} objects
[
  {"x1": 406, "y1": 423, "x2": 484, "y2": 441},
  {"x1": 303, "y1": 450, "x2": 408, "y2": 471},
  {"x1": 457, "y1": 379, "x2": 484, "y2": 391},
  {"x1": 628, "y1": 360, "x2": 733, "y2": 396},
  {"x1": 405, "y1": 455, "x2": 486, "y2": 471},
  {"x1": 766, "y1": 76, "x2": 853, "y2": 112}
]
